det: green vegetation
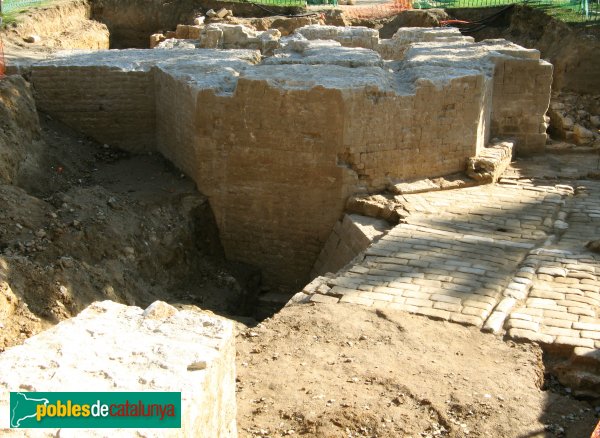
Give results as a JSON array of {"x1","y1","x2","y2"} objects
[
  {"x1": 413, "y1": 0, "x2": 599, "y2": 23},
  {"x1": 1, "y1": 0, "x2": 50, "y2": 26},
  {"x1": 219, "y1": 0, "x2": 307, "y2": 7},
  {"x1": 532, "y1": 2, "x2": 600, "y2": 23},
  {"x1": 0, "y1": 8, "x2": 25, "y2": 26}
]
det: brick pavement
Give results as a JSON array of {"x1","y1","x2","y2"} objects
[
  {"x1": 502, "y1": 181, "x2": 600, "y2": 349},
  {"x1": 297, "y1": 155, "x2": 600, "y2": 351}
]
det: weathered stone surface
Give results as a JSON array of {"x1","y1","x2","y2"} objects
[
  {"x1": 301, "y1": 175, "x2": 585, "y2": 331},
  {"x1": 150, "y1": 33, "x2": 166, "y2": 49},
  {"x1": 310, "y1": 293, "x2": 340, "y2": 304},
  {"x1": 495, "y1": 297, "x2": 517, "y2": 314},
  {"x1": 23, "y1": 35, "x2": 42, "y2": 44},
  {"x1": 377, "y1": 27, "x2": 470, "y2": 60},
  {"x1": 537, "y1": 266, "x2": 568, "y2": 277},
  {"x1": 483, "y1": 311, "x2": 508, "y2": 333},
  {"x1": 340, "y1": 294, "x2": 374, "y2": 306},
  {"x1": 378, "y1": 32, "x2": 551, "y2": 154},
  {"x1": 572, "y1": 124, "x2": 595, "y2": 144},
  {"x1": 194, "y1": 24, "x2": 282, "y2": 55},
  {"x1": 508, "y1": 328, "x2": 553, "y2": 344},
  {"x1": 555, "y1": 336, "x2": 595, "y2": 348},
  {"x1": 345, "y1": 195, "x2": 406, "y2": 224},
  {"x1": 248, "y1": 16, "x2": 320, "y2": 37},
  {"x1": 157, "y1": 38, "x2": 199, "y2": 50},
  {"x1": 216, "y1": 8, "x2": 231, "y2": 19},
  {"x1": 295, "y1": 25, "x2": 379, "y2": 50},
  {"x1": 572, "y1": 347, "x2": 600, "y2": 365},
  {"x1": 268, "y1": 40, "x2": 383, "y2": 67},
  {"x1": 450, "y1": 313, "x2": 482, "y2": 327},
  {"x1": 467, "y1": 140, "x2": 514, "y2": 183},
  {"x1": 143, "y1": 300, "x2": 178, "y2": 319},
  {"x1": 0, "y1": 301, "x2": 236, "y2": 437}
]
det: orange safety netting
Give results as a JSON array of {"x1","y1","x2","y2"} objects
[
  {"x1": 338, "y1": 0, "x2": 411, "y2": 20},
  {"x1": 0, "y1": 36, "x2": 5, "y2": 78}
]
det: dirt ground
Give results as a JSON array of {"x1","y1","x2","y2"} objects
[{"x1": 236, "y1": 303, "x2": 599, "y2": 438}]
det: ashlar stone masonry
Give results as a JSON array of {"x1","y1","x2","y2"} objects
[{"x1": 29, "y1": 26, "x2": 552, "y2": 290}]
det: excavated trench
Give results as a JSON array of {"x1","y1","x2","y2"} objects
[
  {"x1": 89, "y1": 0, "x2": 304, "y2": 49},
  {"x1": 1, "y1": 0, "x2": 305, "y2": 57},
  {"x1": 1, "y1": 0, "x2": 325, "y2": 322},
  {"x1": 0, "y1": 0, "x2": 328, "y2": 326},
  {"x1": 2, "y1": 0, "x2": 600, "y2": 403},
  {"x1": 0, "y1": 74, "x2": 268, "y2": 348},
  {"x1": 0, "y1": 4, "x2": 559, "y2": 306}
]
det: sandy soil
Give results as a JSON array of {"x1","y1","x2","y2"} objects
[{"x1": 236, "y1": 303, "x2": 598, "y2": 437}]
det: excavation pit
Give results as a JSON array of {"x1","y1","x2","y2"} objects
[
  {"x1": 26, "y1": 26, "x2": 552, "y2": 299},
  {"x1": 5, "y1": 14, "x2": 600, "y2": 436}
]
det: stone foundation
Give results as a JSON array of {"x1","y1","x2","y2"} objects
[
  {"x1": 0, "y1": 300, "x2": 236, "y2": 437},
  {"x1": 467, "y1": 139, "x2": 514, "y2": 183},
  {"x1": 312, "y1": 214, "x2": 390, "y2": 277},
  {"x1": 29, "y1": 26, "x2": 552, "y2": 290}
]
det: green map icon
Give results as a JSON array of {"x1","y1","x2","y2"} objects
[{"x1": 10, "y1": 392, "x2": 49, "y2": 428}]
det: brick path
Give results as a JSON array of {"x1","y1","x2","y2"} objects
[
  {"x1": 503, "y1": 181, "x2": 600, "y2": 349},
  {"x1": 300, "y1": 154, "x2": 600, "y2": 351}
]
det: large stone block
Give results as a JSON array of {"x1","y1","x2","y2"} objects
[
  {"x1": 295, "y1": 25, "x2": 379, "y2": 50},
  {"x1": 0, "y1": 301, "x2": 236, "y2": 437}
]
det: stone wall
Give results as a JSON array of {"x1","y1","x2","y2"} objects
[
  {"x1": 386, "y1": 33, "x2": 552, "y2": 155},
  {"x1": 197, "y1": 80, "x2": 353, "y2": 289},
  {"x1": 155, "y1": 64, "x2": 203, "y2": 178},
  {"x1": 312, "y1": 214, "x2": 389, "y2": 277},
  {"x1": 490, "y1": 55, "x2": 553, "y2": 154},
  {"x1": 29, "y1": 28, "x2": 552, "y2": 290},
  {"x1": 296, "y1": 25, "x2": 380, "y2": 50},
  {"x1": 290, "y1": 26, "x2": 552, "y2": 154},
  {"x1": 341, "y1": 72, "x2": 490, "y2": 187},
  {"x1": 32, "y1": 62, "x2": 156, "y2": 153},
  {"x1": 154, "y1": 25, "x2": 551, "y2": 155},
  {"x1": 0, "y1": 300, "x2": 236, "y2": 436}
]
